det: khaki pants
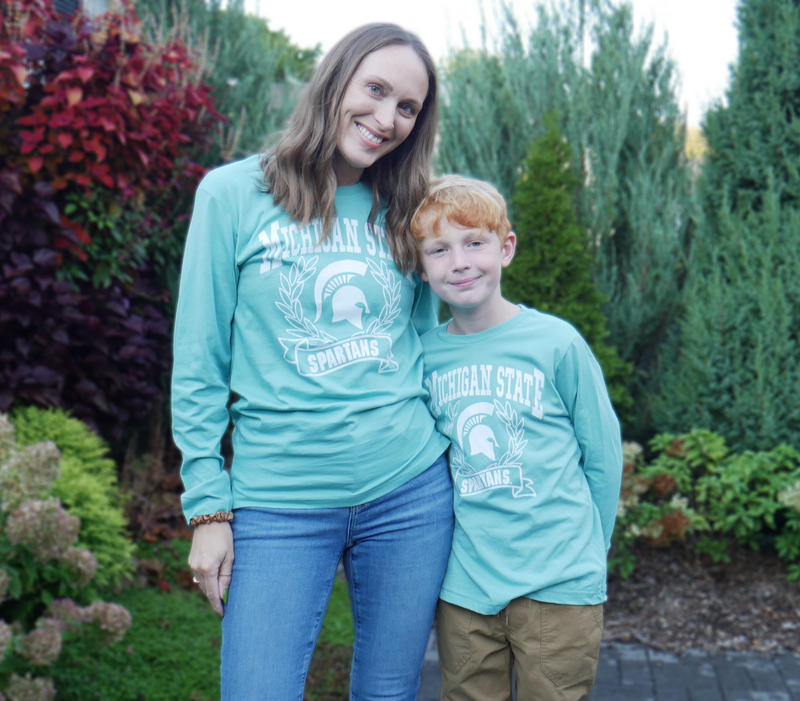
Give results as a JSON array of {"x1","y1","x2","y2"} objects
[{"x1": 437, "y1": 598, "x2": 602, "y2": 701}]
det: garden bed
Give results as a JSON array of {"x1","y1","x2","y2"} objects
[{"x1": 604, "y1": 542, "x2": 800, "y2": 655}]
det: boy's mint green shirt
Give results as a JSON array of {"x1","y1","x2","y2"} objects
[
  {"x1": 172, "y1": 156, "x2": 448, "y2": 520},
  {"x1": 421, "y1": 307, "x2": 622, "y2": 614}
]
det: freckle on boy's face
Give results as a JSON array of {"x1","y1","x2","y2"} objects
[{"x1": 419, "y1": 218, "x2": 515, "y2": 317}]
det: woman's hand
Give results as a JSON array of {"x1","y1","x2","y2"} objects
[{"x1": 188, "y1": 521, "x2": 234, "y2": 616}]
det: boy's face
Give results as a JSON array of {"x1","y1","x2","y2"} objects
[{"x1": 419, "y1": 218, "x2": 516, "y2": 315}]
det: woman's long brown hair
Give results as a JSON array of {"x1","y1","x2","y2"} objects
[{"x1": 261, "y1": 23, "x2": 438, "y2": 275}]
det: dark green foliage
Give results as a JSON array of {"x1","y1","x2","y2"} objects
[
  {"x1": 651, "y1": 0, "x2": 800, "y2": 452},
  {"x1": 49, "y1": 586, "x2": 222, "y2": 701},
  {"x1": 134, "y1": 0, "x2": 319, "y2": 164},
  {"x1": 11, "y1": 407, "x2": 134, "y2": 591},
  {"x1": 436, "y1": 1, "x2": 694, "y2": 435},
  {"x1": 651, "y1": 183, "x2": 800, "y2": 451},
  {"x1": 506, "y1": 117, "x2": 632, "y2": 413},
  {"x1": 48, "y1": 541, "x2": 355, "y2": 701}
]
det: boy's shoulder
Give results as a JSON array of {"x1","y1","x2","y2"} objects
[{"x1": 421, "y1": 306, "x2": 581, "y2": 349}]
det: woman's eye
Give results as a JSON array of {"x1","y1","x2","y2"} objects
[
  {"x1": 368, "y1": 84, "x2": 382, "y2": 96},
  {"x1": 398, "y1": 103, "x2": 417, "y2": 117}
]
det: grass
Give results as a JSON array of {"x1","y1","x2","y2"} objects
[{"x1": 47, "y1": 541, "x2": 354, "y2": 701}]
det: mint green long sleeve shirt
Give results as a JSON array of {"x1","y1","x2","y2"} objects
[
  {"x1": 421, "y1": 308, "x2": 622, "y2": 614},
  {"x1": 172, "y1": 156, "x2": 448, "y2": 521}
]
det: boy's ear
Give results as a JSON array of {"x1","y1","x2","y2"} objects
[{"x1": 502, "y1": 232, "x2": 517, "y2": 268}]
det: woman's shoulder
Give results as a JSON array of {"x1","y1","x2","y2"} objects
[{"x1": 198, "y1": 155, "x2": 266, "y2": 201}]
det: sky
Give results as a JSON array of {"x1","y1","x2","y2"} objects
[{"x1": 248, "y1": 0, "x2": 739, "y2": 128}]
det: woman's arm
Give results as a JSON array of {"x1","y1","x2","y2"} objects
[
  {"x1": 172, "y1": 185, "x2": 239, "y2": 518},
  {"x1": 172, "y1": 182, "x2": 240, "y2": 611},
  {"x1": 410, "y1": 273, "x2": 439, "y2": 335},
  {"x1": 189, "y1": 521, "x2": 234, "y2": 616}
]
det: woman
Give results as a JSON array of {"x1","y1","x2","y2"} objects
[{"x1": 171, "y1": 23, "x2": 453, "y2": 700}]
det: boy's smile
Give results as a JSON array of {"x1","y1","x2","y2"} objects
[{"x1": 420, "y1": 219, "x2": 517, "y2": 334}]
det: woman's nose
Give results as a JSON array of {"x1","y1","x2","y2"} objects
[{"x1": 374, "y1": 103, "x2": 395, "y2": 133}]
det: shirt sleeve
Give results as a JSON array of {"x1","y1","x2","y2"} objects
[
  {"x1": 171, "y1": 186, "x2": 239, "y2": 522},
  {"x1": 554, "y1": 336, "x2": 623, "y2": 551},
  {"x1": 410, "y1": 275, "x2": 439, "y2": 336}
]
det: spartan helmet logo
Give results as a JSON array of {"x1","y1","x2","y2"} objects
[
  {"x1": 456, "y1": 403, "x2": 500, "y2": 461},
  {"x1": 314, "y1": 261, "x2": 370, "y2": 330},
  {"x1": 468, "y1": 424, "x2": 500, "y2": 460}
]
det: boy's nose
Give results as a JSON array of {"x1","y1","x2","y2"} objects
[{"x1": 451, "y1": 250, "x2": 471, "y2": 271}]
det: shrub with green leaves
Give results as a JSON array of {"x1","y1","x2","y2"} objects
[
  {"x1": 0, "y1": 413, "x2": 132, "y2": 698},
  {"x1": 611, "y1": 441, "x2": 702, "y2": 579},
  {"x1": 611, "y1": 430, "x2": 800, "y2": 580},
  {"x1": 10, "y1": 407, "x2": 134, "y2": 592}
]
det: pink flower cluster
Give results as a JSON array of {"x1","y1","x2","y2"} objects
[
  {"x1": 0, "y1": 619, "x2": 12, "y2": 660},
  {"x1": 4, "y1": 674, "x2": 56, "y2": 701},
  {"x1": 85, "y1": 602, "x2": 133, "y2": 644},
  {"x1": 5, "y1": 499, "x2": 80, "y2": 563},
  {"x1": 0, "y1": 414, "x2": 14, "y2": 465},
  {"x1": 45, "y1": 599, "x2": 86, "y2": 628},
  {"x1": 47, "y1": 598, "x2": 132, "y2": 644},
  {"x1": 0, "y1": 568, "x2": 9, "y2": 602},
  {"x1": 63, "y1": 547, "x2": 97, "y2": 587},
  {"x1": 0, "y1": 442, "x2": 61, "y2": 513},
  {"x1": 18, "y1": 620, "x2": 62, "y2": 667}
]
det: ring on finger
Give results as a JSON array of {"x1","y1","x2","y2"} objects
[{"x1": 218, "y1": 572, "x2": 232, "y2": 577}]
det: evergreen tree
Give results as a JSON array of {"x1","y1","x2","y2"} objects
[
  {"x1": 651, "y1": 0, "x2": 800, "y2": 452},
  {"x1": 701, "y1": 0, "x2": 800, "y2": 221},
  {"x1": 506, "y1": 117, "x2": 632, "y2": 414},
  {"x1": 437, "y1": 0, "x2": 694, "y2": 436}
]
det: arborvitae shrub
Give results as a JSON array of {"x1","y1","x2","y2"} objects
[
  {"x1": 651, "y1": 183, "x2": 800, "y2": 452},
  {"x1": 11, "y1": 407, "x2": 134, "y2": 591},
  {"x1": 651, "y1": 0, "x2": 800, "y2": 452},
  {"x1": 506, "y1": 117, "x2": 632, "y2": 414}
]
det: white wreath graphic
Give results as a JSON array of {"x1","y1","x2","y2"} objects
[
  {"x1": 447, "y1": 400, "x2": 527, "y2": 474},
  {"x1": 275, "y1": 256, "x2": 334, "y2": 346},
  {"x1": 276, "y1": 256, "x2": 400, "y2": 343}
]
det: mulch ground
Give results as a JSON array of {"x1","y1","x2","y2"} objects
[{"x1": 603, "y1": 542, "x2": 800, "y2": 654}]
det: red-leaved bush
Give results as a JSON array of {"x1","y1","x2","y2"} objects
[{"x1": 0, "y1": 0, "x2": 222, "y2": 436}]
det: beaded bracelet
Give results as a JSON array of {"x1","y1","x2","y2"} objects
[{"x1": 189, "y1": 511, "x2": 234, "y2": 528}]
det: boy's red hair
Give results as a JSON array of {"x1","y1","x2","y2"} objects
[{"x1": 410, "y1": 175, "x2": 511, "y2": 244}]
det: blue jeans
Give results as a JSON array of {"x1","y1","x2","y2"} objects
[{"x1": 220, "y1": 454, "x2": 454, "y2": 700}]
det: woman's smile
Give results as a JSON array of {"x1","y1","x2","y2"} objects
[{"x1": 334, "y1": 44, "x2": 428, "y2": 185}]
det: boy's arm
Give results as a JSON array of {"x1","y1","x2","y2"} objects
[{"x1": 555, "y1": 336, "x2": 623, "y2": 551}]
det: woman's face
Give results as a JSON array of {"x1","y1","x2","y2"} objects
[{"x1": 333, "y1": 44, "x2": 429, "y2": 186}]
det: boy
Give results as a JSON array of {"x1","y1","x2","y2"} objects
[{"x1": 411, "y1": 176, "x2": 622, "y2": 701}]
